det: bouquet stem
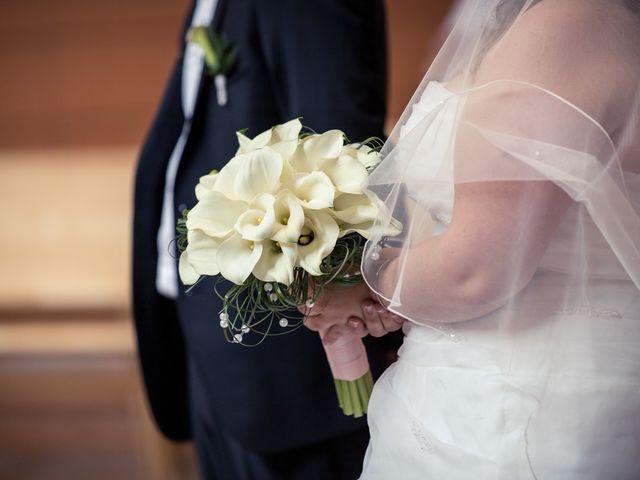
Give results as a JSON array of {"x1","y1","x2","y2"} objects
[
  {"x1": 333, "y1": 371, "x2": 374, "y2": 417},
  {"x1": 321, "y1": 333, "x2": 373, "y2": 418}
]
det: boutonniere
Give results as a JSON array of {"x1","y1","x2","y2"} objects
[{"x1": 186, "y1": 26, "x2": 237, "y2": 106}]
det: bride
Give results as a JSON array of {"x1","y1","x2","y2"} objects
[{"x1": 303, "y1": 0, "x2": 640, "y2": 478}]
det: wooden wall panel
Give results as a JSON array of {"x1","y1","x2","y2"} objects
[
  {"x1": 0, "y1": 0, "x2": 452, "y2": 149},
  {"x1": 0, "y1": 0, "x2": 190, "y2": 148},
  {"x1": 0, "y1": 148, "x2": 135, "y2": 310},
  {"x1": 387, "y1": 0, "x2": 454, "y2": 127}
]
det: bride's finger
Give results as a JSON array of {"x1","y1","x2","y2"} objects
[
  {"x1": 376, "y1": 303, "x2": 404, "y2": 331},
  {"x1": 347, "y1": 317, "x2": 368, "y2": 338},
  {"x1": 361, "y1": 301, "x2": 404, "y2": 337},
  {"x1": 362, "y1": 301, "x2": 387, "y2": 337},
  {"x1": 321, "y1": 324, "x2": 351, "y2": 346},
  {"x1": 303, "y1": 314, "x2": 325, "y2": 332}
]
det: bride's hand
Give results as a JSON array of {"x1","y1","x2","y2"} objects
[
  {"x1": 347, "y1": 300, "x2": 404, "y2": 339},
  {"x1": 299, "y1": 282, "x2": 403, "y2": 344}
]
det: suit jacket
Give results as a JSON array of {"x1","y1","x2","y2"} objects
[{"x1": 133, "y1": 0, "x2": 389, "y2": 454}]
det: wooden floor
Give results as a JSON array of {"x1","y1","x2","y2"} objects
[{"x1": 0, "y1": 318, "x2": 199, "y2": 480}]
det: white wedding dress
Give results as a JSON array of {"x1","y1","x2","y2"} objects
[{"x1": 359, "y1": 82, "x2": 640, "y2": 479}]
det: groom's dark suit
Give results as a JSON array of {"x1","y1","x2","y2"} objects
[{"x1": 133, "y1": 1, "x2": 390, "y2": 478}]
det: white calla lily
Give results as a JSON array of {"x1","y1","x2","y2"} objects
[
  {"x1": 297, "y1": 210, "x2": 339, "y2": 276},
  {"x1": 273, "y1": 118, "x2": 302, "y2": 142},
  {"x1": 287, "y1": 140, "x2": 316, "y2": 173},
  {"x1": 342, "y1": 143, "x2": 381, "y2": 169},
  {"x1": 234, "y1": 193, "x2": 277, "y2": 241},
  {"x1": 332, "y1": 193, "x2": 379, "y2": 224},
  {"x1": 236, "y1": 127, "x2": 273, "y2": 154},
  {"x1": 194, "y1": 171, "x2": 219, "y2": 201},
  {"x1": 178, "y1": 251, "x2": 200, "y2": 285},
  {"x1": 208, "y1": 155, "x2": 244, "y2": 200},
  {"x1": 272, "y1": 190, "x2": 305, "y2": 243},
  {"x1": 252, "y1": 240, "x2": 298, "y2": 286},
  {"x1": 347, "y1": 192, "x2": 402, "y2": 237},
  {"x1": 180, "y1": 229, "x2": 226, "y2": 281},
  {"x1": 234, "y1": 148, "x2": 283, "y2": 202},
  {"x1": 216, "y1": 233, "x2": 263, "y2": 285},
  {"x1": 187, "y1": 191, "x2": 248, "y2": 238},
  {"x1": 340, "y1": 218, "x2": 402, "y2": 239},
  {"x1": 269, "y1": 139, "x2": 299, "y2": 162},
  {"x1": 319, "y1": 155, "x2": 369, "y2": 194},
  {"x1": 338, "y1": 220, "x2": 376, "y2": 239},
  {"x1": 303, "y1": 129, "x2": 344, "y2": 161},
  {"x1": 293, "y1": 171, "x2": 335, "y2": 210}
]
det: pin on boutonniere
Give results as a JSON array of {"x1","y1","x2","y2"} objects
[{"x1": 186, "y1": 26, "x2": 237, "y2": 106}]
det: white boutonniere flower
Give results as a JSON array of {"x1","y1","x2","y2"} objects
[{"x1": 186, "y1": 25, "x2": 237, "y2": 106}]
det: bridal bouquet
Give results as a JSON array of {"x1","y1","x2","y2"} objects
[{"x1": 177, "y1": 119, "x2": 400, "y2": 417}]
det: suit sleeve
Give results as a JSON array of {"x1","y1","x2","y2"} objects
[
  {"x1": 255, "y1": 0, "x2": 387, "y2": 139},
  {"x1": 131, "y1": 2, "x2": 197, "y2": 442}
]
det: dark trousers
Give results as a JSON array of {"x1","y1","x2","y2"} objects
[{"x1": 189, "y1": 359, "x2": 369, "y2": 480}]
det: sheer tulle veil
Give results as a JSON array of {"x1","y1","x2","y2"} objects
[
  {"x1": 360, "y1": 0, "x2": 640, "y2": 475},
  {"x1": 363, "y1": 0, "x2": 640, "y2": 320}
]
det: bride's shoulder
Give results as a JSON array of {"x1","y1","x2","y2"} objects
[{"x1": 475, "y1": 0, "x2": 639, "y2": 131}]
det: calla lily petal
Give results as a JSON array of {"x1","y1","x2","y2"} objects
[
  {"x1": 236, "y1": 128, "x2": 273, "y2": 154},
  {"x1": 270, "y1": 140, "x2": 299, "y2": 161},
  {"x1": 343, "y1": 144, "x2": 381, "y2": 169},
  {"x1": 187, "y1": 191, "x2": 248, "y2": 238},
  {"x1": 234, "y1": 148, "x2": 283, "y2": 202},
  {"x1": 252, "y1": 240, "x2": 297, "y2": 286},
  {"x1": 293, "y1": 172, "x2": 335, "y2": 210},
  {"x1": 303, "y1": 130, "x2": 344, "y2": 161},
  {"x1": 183, "y1": 229, "x2": 225, "y2": 276},
  {"x1": 332, "y1": 193, "x2": 378, "y2": 224},
  {"x1": 338, "y1": 220, "x2": 376, "y2": 239},
  {"x1": 236, "y1": 130, "x2": 252, "y2": 153},
  {"x1": 272, "y1": 190, "x2": 305, "y2": 243},
  {"x1": 289, "y1": 141, "x2": 316, "y2": 173},
  {"x1": 209, "y1": 155, "x2": 244, "y2": 200},
  {"x1": 195, "y1": 171, "x2": 219, "y2": 201},
  {"x1": 297, "y1": 210, "x2": 339, "y2": 276},
  {"x1": 273, "y1": 118, "x2": 302, "y2": 142},
  {"x1": 340, "y1": 217, "x2": 402, "y2": 239},
  {"x1": 235, "y1": 193, "x2": 277, "y2": 241},
  {"x1": 216, "y1": 234, "x2": 263, "y2": 285},
  {"x1": 178, "y1": 251, "x2": 201, "y2": 285},
  {"x1": 320, "y1": 155, "x2": 369, "y2": 194}
]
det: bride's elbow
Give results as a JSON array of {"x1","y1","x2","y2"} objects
[{"x1": 451, "y1": 268, "x2": 532, "y2": 320}]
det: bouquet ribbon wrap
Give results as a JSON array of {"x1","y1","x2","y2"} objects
[{"x1": 320, "y1": 331, "x2": 374, "y2": 418}]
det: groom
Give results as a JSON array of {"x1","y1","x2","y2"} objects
[{"x1": 132, "y1": 0, "x2": 393, "y2": 478}]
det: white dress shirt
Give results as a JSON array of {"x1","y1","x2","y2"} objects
[{"x1": 155, "y1": 0, "x2": 219, "y2": 299}]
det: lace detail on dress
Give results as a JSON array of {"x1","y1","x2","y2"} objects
[{"x1": 411, "y1": 419, "x2": 435, "y2": 453}]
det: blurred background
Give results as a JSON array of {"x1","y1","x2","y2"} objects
[{"x1": 0, "y1": 1, "x2": 455, "y2": 478}]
